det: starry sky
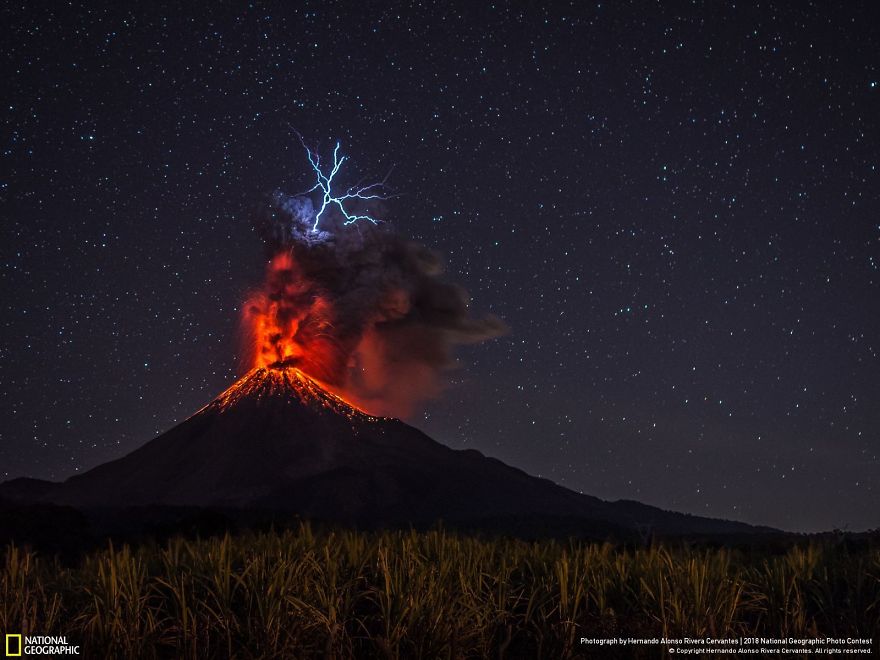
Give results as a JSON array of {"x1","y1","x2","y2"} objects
[{"x1": 2, "y1": 2, "x2": 878, "y2": 532}]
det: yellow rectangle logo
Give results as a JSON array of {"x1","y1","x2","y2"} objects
[{"x1": 5, "y1": 634, "x2": 22, "y2": 657}]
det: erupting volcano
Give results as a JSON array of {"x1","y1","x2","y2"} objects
[
  {"x1": 239, "y1": 134, "x2": 508, "y2": 418},
  {"x1": 0, "y1": 137, "x2": 772, "y2": 538}
]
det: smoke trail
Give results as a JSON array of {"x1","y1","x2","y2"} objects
[{"x1": 244, "y1": 190, "x2": 506, "y2": 417}]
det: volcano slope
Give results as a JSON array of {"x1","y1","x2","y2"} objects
[{"x1": 0, "y1": 364, "x2": 773, "y2": 538}]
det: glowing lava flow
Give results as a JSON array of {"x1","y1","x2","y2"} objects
[{"x1": 212, "y1": 363, "x2": 380, "y2": 421}]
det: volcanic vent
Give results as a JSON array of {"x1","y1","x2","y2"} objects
[{"x1": 212, "y1": 361, "x2": 378, "y2": 421}]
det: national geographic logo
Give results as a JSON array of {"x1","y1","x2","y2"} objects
[
  {"x1": 5, "y1": 635, "x2": 80, "y2": 656},
  {"x1": 4, "y1": 635, "x2": 21, "y2": 657}
]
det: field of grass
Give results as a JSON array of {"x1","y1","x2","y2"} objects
[{"x1": 2, "y1": 524, "x2": 879, "y2": 658}]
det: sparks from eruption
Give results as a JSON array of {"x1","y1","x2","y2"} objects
[
  {"x1": 213, "y1": 363, "x2": 380, "y2": 421},
  {"x1": 295, "y1": 132, "x2": 391, "y2": 232}
]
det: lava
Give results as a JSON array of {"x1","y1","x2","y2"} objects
[
  {"x1": 243, "y1": 251, "x2": 346, "y2": 383},
  {"x1": 213, "y1": 363, "x2": 379, "y2": 421},
  {"x1": 241, "y1": 249, "x2": 378, "y2": 415}
]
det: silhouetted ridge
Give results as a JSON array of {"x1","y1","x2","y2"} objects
[{"x1": 0, "y1": 365, "x2": 774, "y2": 537}]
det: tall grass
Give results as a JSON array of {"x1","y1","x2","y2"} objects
[{"x1": 1, "y1": 525, "x2": 878, "y2": 658}]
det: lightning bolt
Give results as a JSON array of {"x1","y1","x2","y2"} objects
[{"x1": 295, "y1": 132, "x2": 391, "y2": 232}]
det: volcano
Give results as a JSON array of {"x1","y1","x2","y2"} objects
[{"x1": 0, "y1": 364, "x2": 770, "y2": 537}]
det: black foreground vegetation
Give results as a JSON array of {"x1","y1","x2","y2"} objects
[{"x1": 2, "y1": 525, "x2": 879, "y2": 659}]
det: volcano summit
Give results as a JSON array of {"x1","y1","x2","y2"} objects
[{"x1": 0, "y1": 363, "x2": 770, "y2": 537}]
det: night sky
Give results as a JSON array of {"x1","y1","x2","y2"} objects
[{"x1": 2, "y1": 2, "x2": 878, "y2": 532}]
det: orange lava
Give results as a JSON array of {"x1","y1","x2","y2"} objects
[
  {"x1": 242, "y1": 251, "x2": 366, "y2": 411},
  {"x1": 213, "y1": 364, "x2": 379, "y2": 420},
  {"x1": 243, "y1": 252, "x2": 342, "y2": 374}
]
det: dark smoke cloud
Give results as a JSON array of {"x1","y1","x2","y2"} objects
[{"x1": 247, "y1": 191, "x2": 507, "y2": 417}]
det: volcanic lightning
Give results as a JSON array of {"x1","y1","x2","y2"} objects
[{"x1": 295, "y1": 132, "x2": 391, "y2": 232}]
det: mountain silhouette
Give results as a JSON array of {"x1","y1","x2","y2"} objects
[{"x1": 0, "y1": 364, "x2": 772, "y2": 537}]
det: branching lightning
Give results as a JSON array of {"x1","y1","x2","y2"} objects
[{"x1": 294, "y1": 131, "x2": 392, "y2": 232}]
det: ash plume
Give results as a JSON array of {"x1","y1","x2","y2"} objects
[{"x1": 245, "y1": 190, "x2": 507, "y2": 417}]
